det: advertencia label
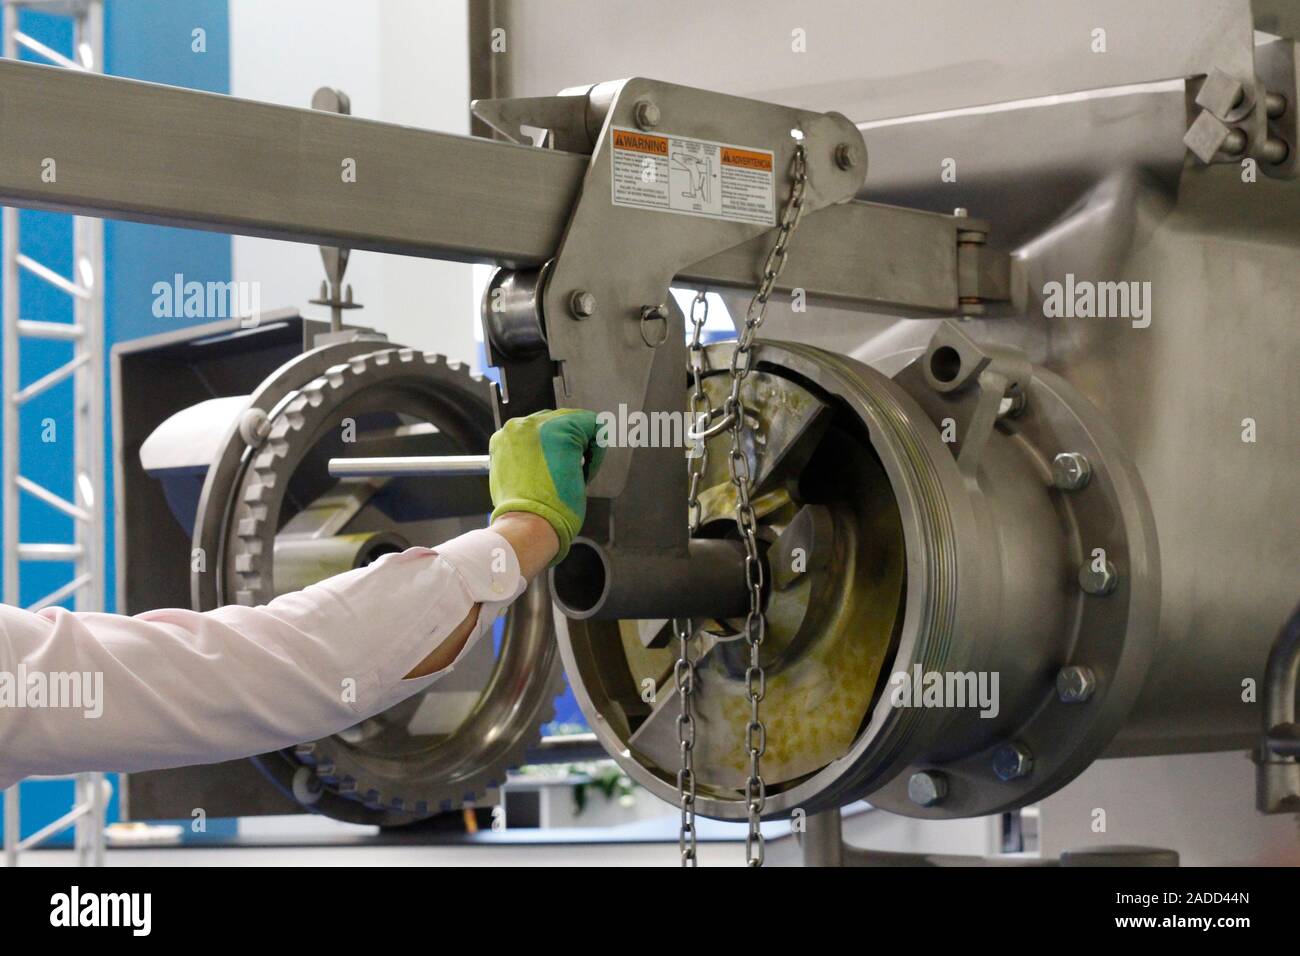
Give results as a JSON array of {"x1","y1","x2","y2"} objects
[{"x1": 610, "y1": 127, "x2": 775, "y2": 226}]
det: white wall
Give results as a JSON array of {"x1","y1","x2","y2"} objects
[
  {"x1": 1038, "y1": 752, "x2": 1300, "y2": 866},
  {"x1": 229, "y1": 0, "x2": 477, "y2": 363}
]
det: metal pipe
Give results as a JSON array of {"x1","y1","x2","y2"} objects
[
  {"x1": 550, "y1": 537, "x2": 750, "y2": 620},
  {"x1": 327, "y1": 455, "x2": 490, "y2": 478},
  {"x1": 800, "y1": 808, "x2": 845, "y2": 867}
]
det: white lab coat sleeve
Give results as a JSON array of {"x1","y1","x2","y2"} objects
[{"x1": 0, "y1": 527, "x2": 525, "y2": 789}]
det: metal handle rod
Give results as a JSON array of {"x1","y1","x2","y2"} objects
[{"x1": 328, "y1": 455, "x2": 490, "y2": 478}]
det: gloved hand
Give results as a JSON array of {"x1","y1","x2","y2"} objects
[{"x1": 488, "y1": 409, "x2": 605, "y2": 565}]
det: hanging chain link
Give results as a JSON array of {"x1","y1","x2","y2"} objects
[
  {"x1": 677, "y1": 142, "x2": 810, "y2": 867},
  {"x1": 687, "y1": 292, "x2": 712, "y2": 536},
  {"x1": 675, "y1": 291, "x2": 711, "y2": 867},
  {"x1": 673, "y1": 616, "x2": 697, "y2": 866},
  {"x1": 734, "y1": 139, "x2": 808, "y2": 867}
]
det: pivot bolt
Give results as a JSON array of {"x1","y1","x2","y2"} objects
[
  {"x1": 1056, "y1": 665, "x2": 1097, "y2": 703},
  {"x1": 1052, "y1": 452, "x2": 1092, "y2": 491},
  {"x1": 834, "y1": 141, "x2": 862, "y2": 170},
  {"x1": 633, "y1": 99, "x2": 661, "y2": 130},
  {"x1": 238, "y1": 407, "x2": 271, "y2": 446},
  {"x1": 1079, "y1": 560, "x2": 1118, "y2": 596},
  {"x1": 908, "y1": 770, "x2": 948, "y2": 807},
  {"x1": 993, "y1": 741, "x2": 1034, "y2": 781},
  {"x1": 569, "y1": 289, "x2": 597, "y2": 319}
]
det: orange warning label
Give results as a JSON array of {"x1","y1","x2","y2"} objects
[
  {"x1": 611, "y1": 129, "x2": 668, "y2": 156},
  {"x1": 721, "y1": 147, "x2": 773, "y2": 172},
  {"x1": 609, "y1": 126, "x2": 775, "y2": 226}
]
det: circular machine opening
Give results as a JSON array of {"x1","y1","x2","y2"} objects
[{"x1": 556, "y1": 352, "x2": 909, "y2": 816}]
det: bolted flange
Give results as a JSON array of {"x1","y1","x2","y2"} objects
[
  {"x1": 993, "y1": 741, "x2": 1035, "y2": 781},
  {"x1": 1052, "y1": 452, "x2": 1092, "y2": 491},
  {"x1": 1057, "y1": 665, "x2": 1097, "y2": 703},
  {"x1": 908, "y1": 771, "x2": 948, "y2": 807},
  {"x1": 1079, "y1": 559, "x2": 1119, "y2": 596}
]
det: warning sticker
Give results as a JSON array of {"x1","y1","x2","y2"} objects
[{"x1": 610, "y1": 127, "x2": 775, "y2": 226}]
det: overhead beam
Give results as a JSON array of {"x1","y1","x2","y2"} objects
[
  {"x1": 0, "y1": 59, "x2": 582, "y2": 266},
  {"x1": 0, "y1": 59, "x2": 996, "y2": 314}
]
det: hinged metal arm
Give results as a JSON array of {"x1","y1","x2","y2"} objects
[
  {"x1": 0, "y1": 59, "x2": 1007, "y2": 316},
  {"x1": 0, "y1": 59, "x2": 1012, "y2": 620}
]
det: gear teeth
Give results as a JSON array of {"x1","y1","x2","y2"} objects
[{"x1": 222, "y1": 344, "x2": 560, "y2": 819}]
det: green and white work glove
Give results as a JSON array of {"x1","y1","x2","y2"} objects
[{"x1": 488, "y1": 409, "x2": 606, "y2": 565}]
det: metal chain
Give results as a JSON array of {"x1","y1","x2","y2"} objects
[
  {"x1": 687, "y1": 292, "x2": 712, "y2": 535},
  {"x1": 678, "y1": 143, "x2": 809, "y2": 867},
  {"x1": 674, "y1": 291, "x2": 711, "y2": 868},
  {"x1": 731, "y1": 141, "x2": 808, "y2": 867},
  {"x1": 673, "y1": 616, "x2": 697, "y2": 866}
]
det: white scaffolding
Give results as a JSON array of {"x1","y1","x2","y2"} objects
[{"x1": 2, "y1": 0, "x2": 109, "y2": 866}]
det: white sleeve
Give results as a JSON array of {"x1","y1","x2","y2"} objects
[{"x1": 0, "y1": 527, "x2": 525, "y2": 789}]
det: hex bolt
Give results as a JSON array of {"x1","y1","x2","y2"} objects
[
  {"x1": 834, "y1": 141, "x2": 862, "y2": 170},
  {"x1": 1056, "y1": 665, "x2": 1097, "y2": 703},
  {"x1": 992, "y1": 742, "x2": 1034, "y2": 782},
  {"x1": 633, "y1": 99, "x2": 661, "y2": 130},
  {"x1": 908, "y1": 770, "x2": 948, "y2": 807},
  {"x1": 569, "y1": 289, "x2": 597, "y2": 319},
  {"x1": 1079, "y1": 559, "x2": 1118, "y2": 596},
  {"x1": 1051, "y1": 451, "x2": 1092, "y2": 491}
]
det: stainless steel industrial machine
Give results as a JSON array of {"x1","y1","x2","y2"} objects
[{"x1": 4, "y1": 0, "x2": 1296, "y2": 864}]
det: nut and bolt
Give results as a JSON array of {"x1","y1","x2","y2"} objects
[
  {"x1": 1079, "y1": 559, "x2": 1118, "y2": 596},
  {"x1": 1056, "y1": 665, "x2": 1097, "y2": 703},
  {"x1": 569, "y1": 289, "x2": 597, "y2": 319},
  {"x1": 1051, "y1": 451, "x2": 1092, "y2": 491},
  {"x1": 834, "y1": 141, "x2": 862, "y2": 170},
  {"x1": 992, "y1": 741, "x2": 1034, "y2": 781},
  {"x1": 908, "y1": 770, "x2": 948, "y2": 807},
  {"x1": 633, "y1": 99, "x2": 661, "y2": 130}
]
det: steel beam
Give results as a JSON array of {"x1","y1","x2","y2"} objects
[{"x1": 0, "y1": 59, "x2": 993, "y2": 314}]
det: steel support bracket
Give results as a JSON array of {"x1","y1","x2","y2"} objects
[{"x1": 533, "y1": 77, "x2": 866, "y2": 499}]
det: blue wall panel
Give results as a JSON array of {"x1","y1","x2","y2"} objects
[{"x1": 1, "y1": 0, "x2": 231, "y2": 845}]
